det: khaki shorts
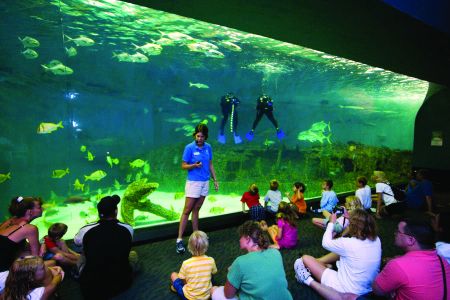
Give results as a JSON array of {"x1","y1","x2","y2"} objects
[{"x1": 185, "y1": 180, "x2": 209, "y2": 198}]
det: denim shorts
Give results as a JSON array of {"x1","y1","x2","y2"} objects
[{"x1": 172, "y1": 278, "x2": 187, "y2": 300}]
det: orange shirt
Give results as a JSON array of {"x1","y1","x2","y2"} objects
[{"x1": 291, "y1": 192, "x2": 306, "y2": 213}]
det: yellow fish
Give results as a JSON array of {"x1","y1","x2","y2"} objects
[
  {"x1": 52, "y1": 168, "x2": 69, "y2": 179},
  {"x1": 207, "y1": 114, "x2": 217, "y2": 122},
  {"x1": 86, "y1": 151, "x2": 95, "y2": 161},
  {"x1": 106, "y1": 153, "x2": 119, "y2": 168},
  {"x1": 349, "y1": 145, "x2": 357, "y2": 152},
  {"x1": 0, "y1": 172, "x2": 11, "y2": 183},
  {"x1": 129, "y1": 159, "x2": 146, "y2": 168},
  {"x1": 84, "y1": 170, "x2": 107, "y2": 181},
  {"x1": 80, "y1": 145, "x2": 87, "y2": 152},
  {"x1": 73, "y1": 178, "x2": 84, "y2": 191},
  {"x1": 114, "y1": 179, "x2": 121, "y2": 190},
  {"x1": 37, "y1": 121, "x2": 63, "y2": 134}
]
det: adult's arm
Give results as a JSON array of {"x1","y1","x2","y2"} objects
[
  {"x1": 322, "y1": 214, "x2": 347, "y2": 255},
  {"x1": 25, "y1": 225, "x2": 41, "y2": 256},
  {"x1": 41, "y1": 267, "x2": 63, "y2": 300},
  {"x1": 224, "y1": 280, "x2": 238, "y2": 299},
  {"x1": 371, "y1": 281, "x2": 389, "y2": 297},
  {"x1": 182, "y1": 161, "x2": 200, "y2": 170},
  {"x1": 376, "y1": 193, "x2": 383, "y2": 217}
]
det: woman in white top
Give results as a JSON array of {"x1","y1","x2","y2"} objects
[{"x1": 355, "y1": 176, "x2": 371, "y2": 210}]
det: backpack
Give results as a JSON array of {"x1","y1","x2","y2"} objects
[{"x1": 383, "y1": 182, "x2": 406, "y2": 202}]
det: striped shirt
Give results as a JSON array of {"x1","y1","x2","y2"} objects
[{"x1": 178, "y1": 255, "x2": 217, "y2": 300}]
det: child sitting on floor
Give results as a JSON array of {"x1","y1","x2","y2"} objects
[
  {"x1": 43, "y1": 222, "x2": 80, "y2": 266},
  {"x1": 286, "y1": 181, "x2": 307, "y2": 217},
  {"x1": 310, "y1": 179, "x2": 338, "y2": 218},
  {"x1": 266, "y1": 202, "x2": 298, "y2": 249},
  {"x1": 264, "y1": 179, "x2": 283, "y2": 223},
  {"x1": 241, "y1": 183, "x2": 265, "y2": 221},
  {"x1": 170, "y1": 231, "x2": 217, "y2": 300}
]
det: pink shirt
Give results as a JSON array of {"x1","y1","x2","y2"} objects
[
  {"x1": 276, "y1": 219, "x2": 297, "y2": 249},
  {"x1": 375, "y1": 250, "x2": 450, "y2": 300}
]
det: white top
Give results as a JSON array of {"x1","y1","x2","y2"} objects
[
  {"x1": 0, "y1": 271, "x2": 44, "y2": 299},
  {"x1": 436, "y1": 242, "x2": 450, "y2": 264},
  {"x1": 322, "y1": 223, "x2": 381, "y2": 294},
  {"x1": 264, "y1": 190, "x2": 282, "y2": 213},
  {"x1": 356, "y1": 185, "x2": 372, "y2": 209},
  {"x1": 375, "y1": 182, "x2": 397, "y2": 206}
]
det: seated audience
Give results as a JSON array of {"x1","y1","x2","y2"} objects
[
  {"x1": 43, "y1": 223, "x2": 80, "y2": 266},
  {"x1": 74, "y1": 195, "x2": 135, "y2": 300},
  {"x1": 405, "y1": 169, "x2": 434, "y2": 214},
  {"x1": 286, "y1": 181, "x2": 307, "y2": 217},
  {"x1": 0, "y1": 196, "x2": 44, "y2": 274},
  {"x1": 170, "y1": 231, "x2": 217, "y2": 300},
  {"x1": 372, "y1": 171, "x2": 404, "y2": 219},
  {"x1": 264, "y1": 179, "x2": 283, "y2": 223},
  {"x1": 266, "y1": 202, "x2": 298, "y2": 249},
  {"x1": 0, "y1": 256, "x2": 63, "y2": 300},
  {"x1": 296, "y1": 209, "x2": 381, "y2": 296},
  {"x1": 355, "y1": 176, "x2": 371, "y2": 210},
  {"x1": 211, "y1": 220, "x2": 292, "y2": 300},
  {"x1": 372, "y1": 219, "x2": 450, "y2": 299},
  {"x1": 241, "y1": 183, "x2": 265, "y2": 221}
]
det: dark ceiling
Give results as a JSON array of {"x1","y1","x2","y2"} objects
[{"x1": 125, "y1": 0, "x2": 450, "y2": 87}]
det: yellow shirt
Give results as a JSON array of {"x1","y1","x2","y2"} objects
[{"x1": 178, "y1": 255, "x2": 217, "y2": 300}]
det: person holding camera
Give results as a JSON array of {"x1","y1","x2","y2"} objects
[{"x1": 294, "y1": 209, "x2": 381, "y2": 296}]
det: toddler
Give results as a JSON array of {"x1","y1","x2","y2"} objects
[
  {"x1": 310, "y1": 179, "x2": 338, "y2": 218},
  {"x1": 241, "y1": 183, "x2": 265, "y2": 221},
  {"x1": 267, "y1": 202, "x2": 298, "y2": 249},
  {"x1": 264, "y1": 179, "x2": 282, "y2": 222},
  {"x1": 286, "y1": 182, "x2": 307, "y2": 217},
  {"x1": 170, "y1": 231, "x2": 217, "y2": 300},
  {"x1": 43, "y1": 223, "x2": 80, "y2": 266}
]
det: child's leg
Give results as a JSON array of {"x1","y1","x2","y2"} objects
[
  {"x1": 317, "y1": 252, "x2": 340, "y2": 265},
  {"x1": 53, "y1": 253, "x2": 77, "y2": 266},
  {"x1": 302, "y1": 255, "x2": 328, "y2": 283},
  {"x1": 312, "y1": 218, "x2": 327, "y2": 229},
  {"x1": 170, "y1": 272, "x2": 187, "y2": 299},
  {"x1": 322, "y1": 210, "x2": 331, "y2": 219}
]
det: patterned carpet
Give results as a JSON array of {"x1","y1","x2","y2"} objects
[{"x1": 56, "y1": 212, "x2": 406, "y2": 300}]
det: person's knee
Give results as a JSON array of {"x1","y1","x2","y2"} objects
[
  {"x1": 53, "y1": 253, "x2": 64, "y2": 262},
  {"x1": 302, "y1": 255, "x2": 315, "y2": 267},
  {"x1": 170, "y1": 272, "x2": 178, "y2": 282}
]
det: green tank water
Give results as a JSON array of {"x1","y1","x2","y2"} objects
[{"x1": 0, "y1": 0, "x2": 428, "y2": 239}]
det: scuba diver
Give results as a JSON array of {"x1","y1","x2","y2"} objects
[
  {"x1": 218, "y1": 92, "x2": 242, "y2": 144},
  {"x1": 245, "y1": 94, "x2": 285, "y2": 141}
]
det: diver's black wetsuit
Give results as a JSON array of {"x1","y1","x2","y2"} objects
[
  {"x1": 251, "y1": 95, "x2": 279, "y2": 130},
  {"x1": 220, "y1": 94, "x2": 240, "y2": 135}
]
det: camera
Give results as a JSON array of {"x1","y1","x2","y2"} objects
[{"x1": 332, "y1": 207, "x2": 345, "y2": 214}]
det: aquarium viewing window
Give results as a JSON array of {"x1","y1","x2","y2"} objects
[{"x1": 0, "y1": 0, "x2": 428, "y2": 239}]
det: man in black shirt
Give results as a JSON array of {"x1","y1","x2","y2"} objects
[{"x1": 74, "y1": 195, "x2": 134, "y2": 300}]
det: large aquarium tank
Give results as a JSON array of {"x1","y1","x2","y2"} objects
[{"x1": 0, "y1": 0, "x2": 428, "y2": 239}]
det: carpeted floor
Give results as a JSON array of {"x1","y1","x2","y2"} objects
[{"x1": 56, "y1": 213, "x2": 406, "y2": 300}]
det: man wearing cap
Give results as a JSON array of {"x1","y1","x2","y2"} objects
[{"x1": 74, "y1": 195, "x2": 134, "y2": 300}]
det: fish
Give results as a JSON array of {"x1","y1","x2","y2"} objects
[
  {"x1": 129, "y1": 52, "x2": 149, "y2": 63},
  {"x1": 200, "y1": 119, "x2": 208, "y2": 125},
  {"x1": 297, "y1": 130, "x2": 332, "y2": 144},
  {"x1": 41, "y1": 60, "x2": 73, "y2": 75},
  {"x1": 125, "y1": 173, "x2": 132, "y2": 183},
  {"x1": 79, "y1": 211, "x2": 88, "y2": 218},
  {"x1": 207, "y1": 114, "x2": 217, "y2": 122},
  {"x1": 84, "y1": 170, "x2": 107, "y2": 181},
  {"x1": 264, "y1": 138, "x2": 275, "y2": 147},
  {"x1": 86, "y1": 151, "x2": 95, "y2": 161},
  {"x1": 209, "y1": 206, "x2": 225, "y2": 214},
  {"x1": 129, "y1": 159, "x2": 146, "y2": 168},
  {"x1": 37, "y1": 121, "x2": 63, "y2": 134},
  {"x1": 135, "y1": 172, "x2": 142, "y2": 181},
  {"x1": 106, "y1": 153, "x2": 119, "y2": 168},
  {"x1": 0, "y1": 172, "x2": 11, "y2": 183},
  {"x1": 21, "y1": 49, "x2": 38, "y2": 59},
  {"x1": 80, "y1": 145, "x2": 87, "y2": 152},
  {"x1": 189, "y1": 82, "x2": 209, "y2": 89},
  {"x1": 65, "y1": 46, "x2": 77, "y2": 57},
  {"x1": 338, "y1": 105, "x2": 365, "y2": 110},
  {"x1": 132, "y1": 42, "x2": 162, "y2": 55},
  {"x1": 310, "y1": 121, "x2": 331, "y2": 133},
  {"x1": 160, "y1": 31, "x2": 194, "y2": 42},
  {"x1": 64, "y1": 35, "x2": 95, "y2": 47},
  {"x1": 154, "y1": 37, "x2": 174, "y2": 46},
  {"x1": 165, "y1": 117, "x2": 191, "y2": 123},
  {"x1": 52, "y1": 168, "x2": 69, "y2": 179},
  {"x1": 143, "y1": 162, "x2": 150, "y2": 175},
  {"x1": 187, "y1": 41, "x2": 218, "y2": 52},
  {"x1": 63, "y1": 196, "x2": 90, "y2": 204},
  {"x1": 18, "y1": 36, "x2": 40, "y2": 48},
  {"x1": 348, "y1": 145, "x2": 357, "y2": 152},
  {"x1": 114, "y1": 179, "x2": 121, "y2": 190},
  {"x1": 220, "y1": 41, "x2": 242, "y2": 52},
  {"x1": 170, "y1": 96, "x2": 189, "y2": 105},
  {"x1": 73, "y1": 178, "x2": 84, "y2": 191}
]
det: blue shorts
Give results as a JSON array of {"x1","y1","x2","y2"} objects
[
  {"x1": 172, "y1": 278, "x2": 187, "y2": 300},
  {"x1": 43, "y1": 252, "x2": 55, "y2": 260}
]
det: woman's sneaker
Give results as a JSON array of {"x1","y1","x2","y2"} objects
[
  {"x1": 294, "y1": 258, "x2": 313, "y2": 285},
  {"x1": 176, "y1": 240, "x2": 186, "y2": 254}
]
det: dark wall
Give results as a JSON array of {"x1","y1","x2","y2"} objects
[{"x1": 413, "y1": 84, "x2": 450, "y2": 170}]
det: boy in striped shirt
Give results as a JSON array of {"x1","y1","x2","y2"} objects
[{"x1": 171, "y1": 231, "x2": 217, "y2": 300}]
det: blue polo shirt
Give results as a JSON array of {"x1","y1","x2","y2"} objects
[{"x1": 182, "y1": 141, "x2": 213, "y2": 181}]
